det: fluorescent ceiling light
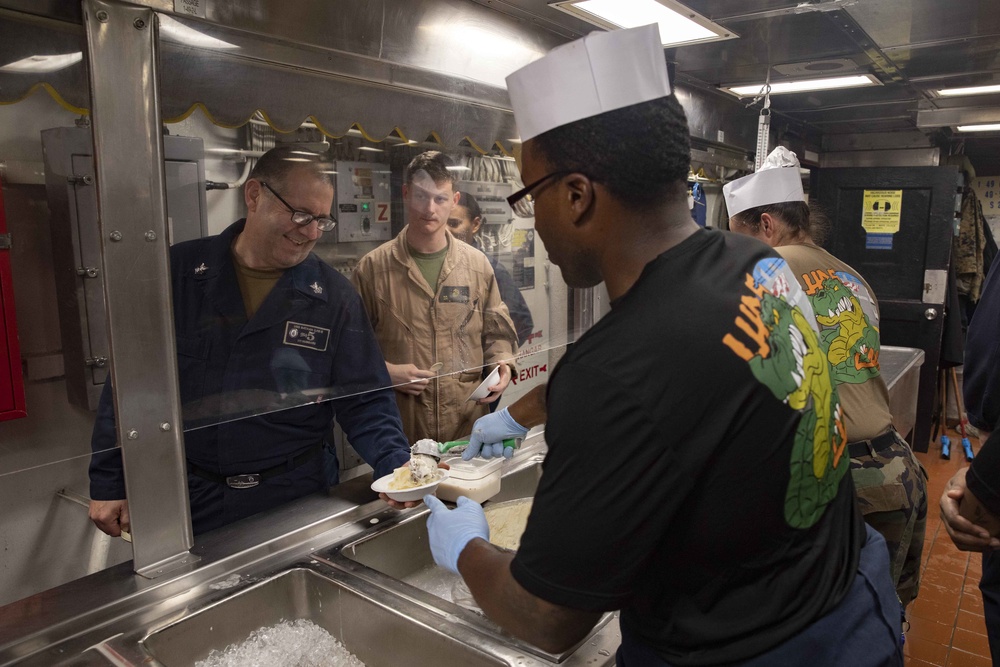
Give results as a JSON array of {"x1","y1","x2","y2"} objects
[
  {"x1": 358, "y1": 147, "x2": 384, "y2": 153},
  {"x1": 725, "y1": 74, "x2": 880, "y2": 97},
  {"x1": 937, "y1": 84, "x2": 1000, "y2": 97},
  {"x1": 158, "y1": 14, "x2": 238, "y2": 50},
  {"x1": 446, "y1": 166, "x2": 471, "y2": 171},
  {"x1": 0, "y1": 52, "x2": 82, "y2": 73},
  {"x1": 957, "y1": 123, "x2": 1000, "y2": 132},
  {"x1": 550, "y1": 0, "x2": 736, "y2": 47}
]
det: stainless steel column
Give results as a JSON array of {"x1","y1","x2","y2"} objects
[{"x1": 83, "y1": 0, "x2": 195, "y2": 577}]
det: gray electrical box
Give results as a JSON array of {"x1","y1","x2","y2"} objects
[
  {"x1": 41, "y1": 126, "x2": 208, "y2": 410},
  {"x1": 456, "y1": 180, "x2": 514, "y2": 226},
  {"x1": 333, "y1": 161, "x2": 391, "y2": 243}
]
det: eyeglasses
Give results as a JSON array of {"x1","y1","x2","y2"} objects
[
  {"x1": 506, "y1": 171, "x2": 576, "y2": 208},
  {"x1": 261, "y1": 181, "x2": 337, "y2": 232}
]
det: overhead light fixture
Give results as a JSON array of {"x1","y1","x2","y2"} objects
[
  {"x1": 0, "y1": 52, "x2": 83, "y2": 73},
  {"x1": 446, "y1": 166, "x2": 471, "y2": 172},
  {"x1": 957, "y1": 123, "x2": 1000, "y2": 132},
  {"x1": 550, "y1": 0, "x2": 736, "y2": 47},
  {"x1": 724, "y1": 74, "x2": 881, "y2": 97},
  {"x1": 158, "y1": 14, "x2": 238, "y2": 50},
  {"x1": 936, "y1": 84, "x2": 1000, "y2": 97},
  {"x1": 358, "y1": 146, "x2": 384, "y2": 153}
]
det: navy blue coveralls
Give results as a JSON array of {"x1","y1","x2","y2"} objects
[
  {"x1": 90, "y1": 220, "x2": 410, "y2": 534},
  {"x1": 965, "y1": 252, "x2": 1000, "y2": 659}
]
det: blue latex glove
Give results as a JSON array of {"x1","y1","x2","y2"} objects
[
  {"x1": 424, "y1": 495, "x2": 489, "y2": 574},
  {"x1": 463, "y1": 407, "x2": 529, "y2": 460}
]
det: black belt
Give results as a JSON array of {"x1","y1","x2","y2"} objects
[
  {"x1": 188, "y1": 441, "x2": 324, "y2": 489},
  {"x1": 847, "y1": 430, "x2": 898, "y2": 459}
]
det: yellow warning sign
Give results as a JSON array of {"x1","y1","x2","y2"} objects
[{"x1": 861, "y1": 190, "x2": 903, "y2": 234}]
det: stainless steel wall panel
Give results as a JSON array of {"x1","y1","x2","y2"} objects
[
  {"x1": 0, "y1": 1, "x2": 82, "y2": 24},
  {"x1": 83, "y1": 0, "x2": 194, "y2": 575},
  {"x1": 823, "y1": 131, "x2": 935, "y2": 152},
  {"x1": 886, "y1": 41, "x2": 1000, "y2": 82},
  {"x1": 917, "y1": 107, "x2": 1000, "y2": 128},
  {"x1": 819, "y1": 148, "x2": 940, "y2": 168},
  {"x1": 847, "y1": 0, "x2": 1000, "y2": 52},
  {"x1": 0, "y1": 10, "x2": 89, "y2": 111},
  {"x1": 674, "y1": 85, "x2": 760, "y2": 152},
  {"x1": 682, "y1": 0, "x2": 817, "y2": 20},
  {"x1": 42, "y1": 127, "x2": 208, "y2": 411},
  {"x1": 149, "y1": 0, "x2": 561, "y2": 148},
  {"x1": 671, "y1": 13, "x2": 862, "y2": 87}
]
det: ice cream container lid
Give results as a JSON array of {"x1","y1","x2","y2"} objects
[{"x1": 443, "y1": 456, "x2": 504, "y2": 481}]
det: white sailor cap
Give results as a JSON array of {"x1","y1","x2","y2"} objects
[
  {"x1": 722, "y1": 147, "x2": 806, "y2": 217},
  {"x1": 505, "y1": 24, "x2": 671, "y2": 142}
]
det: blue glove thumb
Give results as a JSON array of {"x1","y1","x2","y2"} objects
[
  {"x1": 464, "y1": 431, "x2": 485, "y2": 461},
  {"x1": 463, "y1": 407, "x2": 528, "y2": 461},
  {"x1": 424, "y1": 494, "x2": 489, "y2": 574}
]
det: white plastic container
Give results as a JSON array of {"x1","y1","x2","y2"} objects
[{"x1": 436, "y1": 456, "x2": 503, "y2": 503}]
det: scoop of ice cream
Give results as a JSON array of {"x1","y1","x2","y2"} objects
[
  {"x1": 411, "y1": 438, "x2": 441, "y2": 459},
  {"x1": 409, "y1": 454, "x2": 440, "y2": 484},
  {"x1": 387, "y1": 456, "x2": 442, "y2": 490}
]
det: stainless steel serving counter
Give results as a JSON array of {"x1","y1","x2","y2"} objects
[
  {"x1": 0, "y1": 438, "x2": 620, "y2": 667},
  {"x1": 1, "y1": 348, "x2": 924, "y2": 666}
]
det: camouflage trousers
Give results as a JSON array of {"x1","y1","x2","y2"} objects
[{"x1": 850, "y1": 430, "x2": 929, "y2": 608}]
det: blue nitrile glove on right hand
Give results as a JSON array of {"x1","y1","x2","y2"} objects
[
  {"x1": 424, "y1": 495, "x2": 489, "y2": 574},
  {"x1": 463, "y1": 407, "x2": 529, "y2": 460}
]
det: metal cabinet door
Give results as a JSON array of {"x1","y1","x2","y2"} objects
[
  {"x1": 42, "y1": 126, "x2": 207, "y2": 410},
  {"x1": 813, "y1": 166, "x2": 961, "y2": 452}
]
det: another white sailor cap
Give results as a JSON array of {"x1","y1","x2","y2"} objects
[
  {"x1": 505, "y1": 24, "x2": 671, "y2": 142},
  {"x1": 722, "y1": 147, "x2": 806, "y2": 217}
]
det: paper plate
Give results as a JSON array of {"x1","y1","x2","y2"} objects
[
  {"x1": 371, "y1": 469, "x2": 449, "y2": 502},
  {"x1": 467, "y1": 365, "x2": 501, "y2": 401}
]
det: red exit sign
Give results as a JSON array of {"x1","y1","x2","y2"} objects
[{"x1": 511, "y1": 363, "x2": 547, "y2": 385}]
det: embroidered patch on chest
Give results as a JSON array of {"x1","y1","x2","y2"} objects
[
  {"x1": 439, "y1": 286, "x2": 470, "y2": 303},
  {"x1": 283, "y1": 322, "x2": 331, "y2": 352}
]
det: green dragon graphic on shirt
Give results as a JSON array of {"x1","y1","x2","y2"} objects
[
  {"x1": 810, "y1": 276, "x2": 881, "y2": 385},
  {"x1": 723, "y1": 274, "x2": 848, "y2": 529}
]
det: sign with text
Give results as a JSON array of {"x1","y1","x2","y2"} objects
[
  {"x1": 861, "y1": 189, "x2": 903, "y2": 234},
  {"x1": 174, "y1": 0, "x2": 206, "y2": 18},
  {"x1": 510, "y1": 363, "x2": 547, "y2": 385}
]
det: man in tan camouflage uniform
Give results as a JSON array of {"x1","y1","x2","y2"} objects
[{"x1": 725, "y1": 149, "x2": 928, "y2": 607}]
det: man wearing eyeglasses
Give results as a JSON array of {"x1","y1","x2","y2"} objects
[
  {"x1": 422, "y1": 25, "x2": 902, "y2": 667},
  {"x1": 352, "y1": 151, "x2": 519, "y2": 444},
  {"x1": 89, "y1": 146, "x2": 412, "y2": 537}
]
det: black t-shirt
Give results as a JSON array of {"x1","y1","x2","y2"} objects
[{"x1": 510, "y1": 228, "x2": 863, "y2": 665}]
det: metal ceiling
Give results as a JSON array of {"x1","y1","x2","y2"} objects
[
  {"x1": 471, "y1": 0, "x2": 1000, "y2": 172},
  {"x1": 3, "y1": 0, "x2": 999, "y2": 170}
]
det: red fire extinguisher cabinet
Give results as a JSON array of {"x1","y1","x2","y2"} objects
[{"x1": 0, "y1": 176, "x2": 27, "y2": 421}]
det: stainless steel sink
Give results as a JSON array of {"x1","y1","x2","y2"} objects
[
  {"x1": 316, "y1": 453, "x2": 615, "y2": 664},
  {"x1": 2, "y1": 445, "x2": 617, "y2": 667},
  {"x1": 141, "y1": 567, "x2": 506, "y2": 667}
]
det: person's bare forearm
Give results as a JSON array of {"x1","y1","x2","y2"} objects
[
  {"x1": 508, "y1": 384, "x2": 547, "y2": 429},
  {"x1": 458, "y1": 538, "x2": 599, "y2": 653}
]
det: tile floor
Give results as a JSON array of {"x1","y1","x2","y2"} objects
[{"x1": 906, "y1": 427, "x2": 992, "y2": 666}]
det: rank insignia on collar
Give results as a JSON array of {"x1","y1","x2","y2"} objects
[
  {"x1": 310, "y1": 281, "x2": 323, "y2": 294},
  {"x1": 194, "y1": 263, "x2": 208, "y2": 275}
]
